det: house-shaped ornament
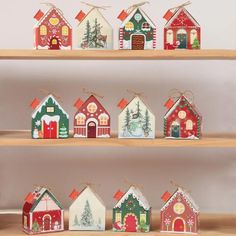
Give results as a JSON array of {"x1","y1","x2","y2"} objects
[
  {"x1": 118, "y1": 96, "x2": 155, "y2": 139},
  {"x1": 34, "y1": 4, "x2": 72, "y2": 50},
  {"x1": 31, "y1": 94, "x2": 69, "y2": 139},
  {"x1": 22, "y1": 187, "x2": 64, "y2": 234},
  {"x1": 160, "y1": 187, "x2": 199, "y2": 234},
  {"x1": 69, "y1": 186, "x2": 106, "y2": 231},
  {"x1": 164, "y1": 94, "x2": 202, "y2": 139},
  {"x1": 163, "y1": 2, "x2": 200, "y2": 50},
  {"x1": 113, "y1": 185, "x2": 151, "y2": 232},
  {"x1": 75, "y1": 4, "x2": 113, "y2": 49},
  {"x1": 74, "y1": 95, "x2": 110, "y2": 138},
  {"x1": 118, "y1": 2, "x2": 156, "y2": 50}
]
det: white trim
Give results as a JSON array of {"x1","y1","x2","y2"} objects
[
  {"x1": 29, "y1": 212, "x2": 32, "y2": 231},
  {"x1": 42, "y1": 214, "x2": 52, "y2": 231}
]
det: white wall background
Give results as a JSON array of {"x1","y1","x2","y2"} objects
[{"x1": 0, "y1": 0, "x2": 236, "y2": 213}]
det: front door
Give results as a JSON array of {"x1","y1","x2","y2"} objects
[
  {"x1": 43, "y1": 121, "x2": 57, "y2": 139},
  {"x1": 49, "y1": 37, "x2": 60, "y2": 50},
  {"x1": 171, "y1": 123, "x2": 180, "y2": 138},
  {"x1": 173, "y1": 218, "x2": 185, "y2": 232},
  {"x1": 177, "y1": 30, "x2": 187, "y2": 49},
  {"x1": 87, "y1": 121, "x2": 96, "y2": 138},
  {"x1": 43, "y1": 215, "x2": 51, "y2": 231},
  {"x1": 124, "y1": 214, "x2": 137, "y2": 232},
  {"x1": 132, "y1": 35, "x2": 145, "y2": 50}
]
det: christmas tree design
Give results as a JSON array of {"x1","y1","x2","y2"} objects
[
  {"x1": 82, "y1": 20, "x2": 92, "y2": 48},
  {"x1": 91, "y1": 18, "x2": 104, "y2": 48},
  {"x1": 192, "y1": 38, "x2": 200, "y2": 49},
  {"x1": 32, "y1": 220, "x2": 39, "y2": 232},
  {"x1": 142, "y1": 109, "x2": 152, "y2": 136},
  {"x1": 80, "y1": 200, "x2": 94, "y2": 227},
  {"x1": 59, "y1": 123, "x2": 68, "y2": 138},
  {"x1": 123, "y1": 108, "x2": 131, "y2": 135},
  {"x1": 73, "y1": 214, "x2": 79, "y2": 226}
]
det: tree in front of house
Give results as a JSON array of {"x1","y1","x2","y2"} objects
[
  {"x1": 192, "y1": 38, "x2": 200, "y2": 49},
  {"x1": 123, "y1": 108, "x2": 131, "y2": 135},
  {"x1": 91, "y1": 18, "x2": 104, "y2": 48},
  {"x1": 142, "y1": 109, "x2": 152, "y2": 136},
  {"x1": 32, "y1": 220, "x2": 39, "y2": 232},
  {"x1": 82, "y1": 20, "x2": 92, "y2": 48},
  {"x1": 80, "y1": 200, "x2": 94, "y2": 227}
]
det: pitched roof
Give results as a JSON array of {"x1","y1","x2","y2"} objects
[
  {"x1": 164, "y1": 95, "x2": 201, "y2": 119},
  {"x1": 32, "y1": 94, "x2": 69, "y2": 119},
  {"x1": 120, "y1": 7, "x2": 155, "y2": 29},
  {"x1": 161, "y1": 187, "x2": 199, "y2": 213},
  {"x1": 114, "y1": 186, "x2": 150, "y2": 211},
  {"x1": 35, "y1": 7, "x2": 72, "y2": 29},
  {"x1": 165, "y1": 7, "x2": 200, "y2": 28}
]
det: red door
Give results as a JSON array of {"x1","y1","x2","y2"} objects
[
  {"x1": 49, "y1": 37, "x2": 60, "y2": 50},
  {"x1": 124, "y1": 215, "x2": 137, "y2": 232},
  {"x1": 87, "y1": 122, "x2": 96, "y2": 138},
  {"x1": 43, "y1": 216, "x2": 51, "y2": 231},
  {"x1": 174, "y1": 218, "x2": 185, "y2": 232},
  {"x1": 43, "y1": 121, "x2": 57, "y2": 139},
  {"x1": 132, "y1": 35, "x2": 145, "y2": 50}
]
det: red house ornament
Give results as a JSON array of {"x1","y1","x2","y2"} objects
[
  {"x1": 74, "y1": 95, "x2": 111, "y2": 138},
  {"x1": 160, "y1": 187, "x2": 199, "y2": 234},
  {"x1": 34, "y1": 4, "x2": 72, "y2": 50},
  {"x1": 164, "y1": 94, "x2": 202, "y2": 140},
  {"x1": 163, "y1": 2, "x2": 201, "y2": 50},
  {"x1": 22, "y1": 187, "x2": 64, "y2": 234}
]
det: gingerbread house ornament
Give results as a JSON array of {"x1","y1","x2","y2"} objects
[
  {"x1": 164, "y1": 94, "x2": 202, "y2": 139},
  {"x1": 75, "y1": 3, "x2": 113, "y2": 49},
  {"x1": 74, "y1": 95, "x2": 110, "y2": 138},
  {"x1": 31, "y1": 94, "x2": 69, "y2": 139},
  {"x1": 118, "y1": 2, "x2": 156, "y2": 50},
  {"x1": 34, "y1": 4, "x2": 72, "y2": 50},
  {"x1": 113, "y1": 186, "x2": 151, "y2": 233},
  {"x1": 160, "y1": 187, "x2": 199, "y2": 234},
  {"x1": 118, "y1": 96, "x2": 155, "y2": 139},
  {"x1": 22, "y1": 187, "x2": 64, "y2": 234},
  {"x1": 69, "y1": 186, "x2": 106, "y2": 231},
  {"x1": 163, "y1": 2, "x2": 201, "y2": 50}
]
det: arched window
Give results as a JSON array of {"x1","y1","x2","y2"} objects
[
  {"x1": 186, "y1": 120, "x2": 193, "y2": 130},
  {"x1": 87, "y1": 103, "x2": 97, "y2": 113},
  {"x1": 142, "y1": 22, "x2": 150, "y2": 31},
  {"x1": 62, "y1": 26, "x2": 69, "y2": 36},
  {"x1": 125, "y1": 22, "x2": 134, "y2": 31},
  {"x1": 190, "y1": 29, "x2": 198, "y2": 44},
  {"x1": 40, "y1": 25, "x2": 47, "y2": 35},
  {"x1": 166, "y1": 29, "x2": 173, "y2": 44},
  {"x1": 99, "y1": 113, "x2": 109, "y2": 126},
  {"x1": 75, "y1": 113, "x2": 86, "y2": 125}
]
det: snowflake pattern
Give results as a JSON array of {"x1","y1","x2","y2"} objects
[{"x1": 35, "y1": 120, "x2": 41, "y2": 127}]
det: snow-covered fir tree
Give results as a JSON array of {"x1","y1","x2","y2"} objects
[
  {"x1": 80, "y1": 200, "x2": 94, "y2": 227},
  {"x1": 91, "y1": 18, "x2": 104, "y2": 48}
]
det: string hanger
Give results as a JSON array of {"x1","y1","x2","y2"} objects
[
  {"x1": 83, "y1": 88, "x2": 104, "y2": 99},
  {"x1": 168, "y1": 89, "x2": 194, "y2": 104},
  {"x1": 81, "y1": 1, "x2": 111, "y2": 10},
  {"x1": 169, "y1": 1, "x2": 191, "y2": 11},
  {"x1": 77, "y1": 182, "x2": 101, "y2": 190},
  {"x1": 34, "y1": 184, "x2": 51, "y2": 191},
  {"x1": 41, "y1": 2, "x2": 64, "y2": 15},
  {"x1": 126, "y1": 1, "x2": 150, "y2": 14},
  {"x1": 124, "y1": 178, "x2": 144, "y2": 190},
  {"x1": 170, "y1": 180, "x2": 191, "y2": 193},
  {"x1": 40, "y1": 89, "x2": 62, "y2": 102},
  {"x1": 127, "y1": 89, "x2": 147, "y2": 99}
]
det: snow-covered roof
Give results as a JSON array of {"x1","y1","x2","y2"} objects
[
  {"x1": 32, "y1": 94, "x2": 69, "y2": 119},
  {"x1": 121, "y1": 7, "x2": 156, "y2": 29},
  {"x1": 165, "y1": 7, "x2": 200, "y2": 28},
  {"x1": 35, "y1": 7, "x2": 72, "y2": 29},
  {"x1": 164, "y1": 95, "x2": 201, "y2": 119},
  {"x1": 114, "y1": 186, "x2": 150, "y2": 211},
  {"x1": 161, "y1": 188, "x2": 199, "y2": 213}
]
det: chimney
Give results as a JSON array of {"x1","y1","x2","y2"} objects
[
  {"x1": 75, "y1": 10, "x2": 86, "y2": 22},
  {"x1": 117, "y1": 98, "x2": 128, "y2": 109},
  {"x1": 30, "y1": 98, "x2": 40, "y2": 109},
  {"x1": 69, "y1": 189, "x2": 80, "y2": 200},
  {"x1": 164, "y1": 98, "x2": 175, "y2": 109},
  {"x1": 163, "y1": 10, "x2": 174, "y2": 21},
  {"x1": 25, "y1": 192, "x2": 35, "y2": 204},
  {"x1": 113, "y1": 190, "x2": 124, "y2": 201},
  {"x1": 34, "y1": 10, "x2": 44, "y2": 21},
  {"x1": 161, "y1": 191, "x2": 172, "y2": 202},
  {"x1": 74, "y1": 98, "x2": 84, "y2": 110},
  {"x1": 117, "y1": 10, "x2": 128, "y2": 21}
]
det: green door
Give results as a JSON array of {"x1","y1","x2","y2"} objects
[
  {"x1": 177, "y1": 31, "x2": 187, "y2": 49},
  {"x1": 171, "y1": 124, "x2": 180, "y2": 138}
]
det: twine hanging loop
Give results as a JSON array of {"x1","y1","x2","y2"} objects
[
  {"x1": 126, "y1": 1, "x2": 150, "y2": 14},
  {"x1": 81, "y1": 1, "x2": 111, "y2": 10},
  {"x1": 83, "y1": 88, "x2": 104, "y2": 99},
  {"x1": 41, "y1": 2, "x2": 64, "y2": 15},
  {"x1": 169, "y1": 1, "x2": 191, "y2": 11}
]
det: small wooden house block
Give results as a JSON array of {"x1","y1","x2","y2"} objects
[
  {"x1": 113, "y1": 185, "x2": 151, "y2": 232},
  {"x1": 163, "y1": 5, "x2": 200, "y2": 50},
  {"x1": 118, "y1": 5, "x2": 156, "y2": 50},
  {"x1": 160, "y1": 188, "x2": 199, "y2": 234},
  {"x1": 31, "y1": 94, "x2": 69, "y2": 139},
  {"x1": 75, "y1": 8, "x2": 113, "y2": 49},
  {"x1": 74, "y1": 95, "x2": 110, "y2": 138},
  {"x1": 34, "y1": 5, "x2": 72, "y2": 50},
  {"x1": 22, "y1": 187, "x2": 64, "y2": 234},
  {"x1": 118, "y1": 96, "x2": 155, "y2": 139},
  {"x1": 69, "y1": 186, "x2": 106, "y2": 231},
  {"x1": 164, "y1": 95, "x2": 202, "y2": 139}
]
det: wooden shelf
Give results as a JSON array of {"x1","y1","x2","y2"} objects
[
  {"x1": 1, "y1": 131, "x2": 236, "y2": 147},
  {"x1": 0, "y1": 49, "x2": 235, "y2": 60},
  {"x1": 0, "y1": 213, "x2": 236, "y2": 235}
]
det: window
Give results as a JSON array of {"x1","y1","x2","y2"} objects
[
  {"x1": 99, "y1": 113, "x2": 109, "y2": 126},
  {"x1": 52, "y1": 39, "x2": 58, "y2": 45},
  {"x1": 62, "y1": 26, "x2": 69, "y2": 36},
  {"x1": 116, "y1": 212, "x2": 121, "y2": 222},
  {"x1": 142, "y1": 22, "x2": 150, "y2": 31},
  {"x1": 87, "y1": 103, "x2": 97, "y2": 113},
  {"x1": 140, "y1": 213, "x2": 146, "y2": 223},
  {"x1": 178, "y1": 110, "x2": 186, "y2": 119},
  {"x1": 190, "y1": 29, "x2": 197, "y2": 44},
  {"x1": 173, "y1": 203, "x2": 185, "y2": 215},
  {"x1": 40, "y1": 25, "x2": 47, "y2": 35},
  {"x1": 46, "y1": 107, "x2": 54, "y2": 113},
  {"x1": 166, "y1": 29, "x2": 173, "y2": 44},
  {"x1": 186, "y1": 120, "x2": 193, "y2": 130},
  {"x1": 75, "y1": 113, "x2": 86, "y2": 125},
  {"x1": 125, "y1": 22, "x2": 134, "y2": 31}
]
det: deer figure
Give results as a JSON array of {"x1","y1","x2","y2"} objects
[{"x1": 97, "y1": 34, "x2": 107, "y2": 48}]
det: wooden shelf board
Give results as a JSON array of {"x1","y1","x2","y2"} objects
[
  {"x1": 0, "y1": 49, "x2": 235, "y2": 60},
  {"x1": 0, "y1": 213, "x2": 236, "y2": 236},
  {"x1": 1, "y1": 131, "x2": 236, "y2": 147}
]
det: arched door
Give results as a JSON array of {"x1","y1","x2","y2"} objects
[
  {"x1": 171, "y1": 122, "x2": 180, "y2": 138},
  {"x1": 132, "y1": 35, "x2": 145, "y2": 50},
  {"x1": 124, "y1": 214, "x2": 137, "y2": 232},
  {"x1": 177, "y1": 29, "x2": 187, "y2": 49},
  {"x1": 87, "y1": 121, "x2": 96, "y2": 138},
  {"x1": 49, "y1": 37, "x2": 60, "y2": 50},
  {"x1": 43, "y1": 215, "x2": 51, "y2": 231},
  {"x1": 173, "y1": 218, "x2": 185, "y2": 232}
]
